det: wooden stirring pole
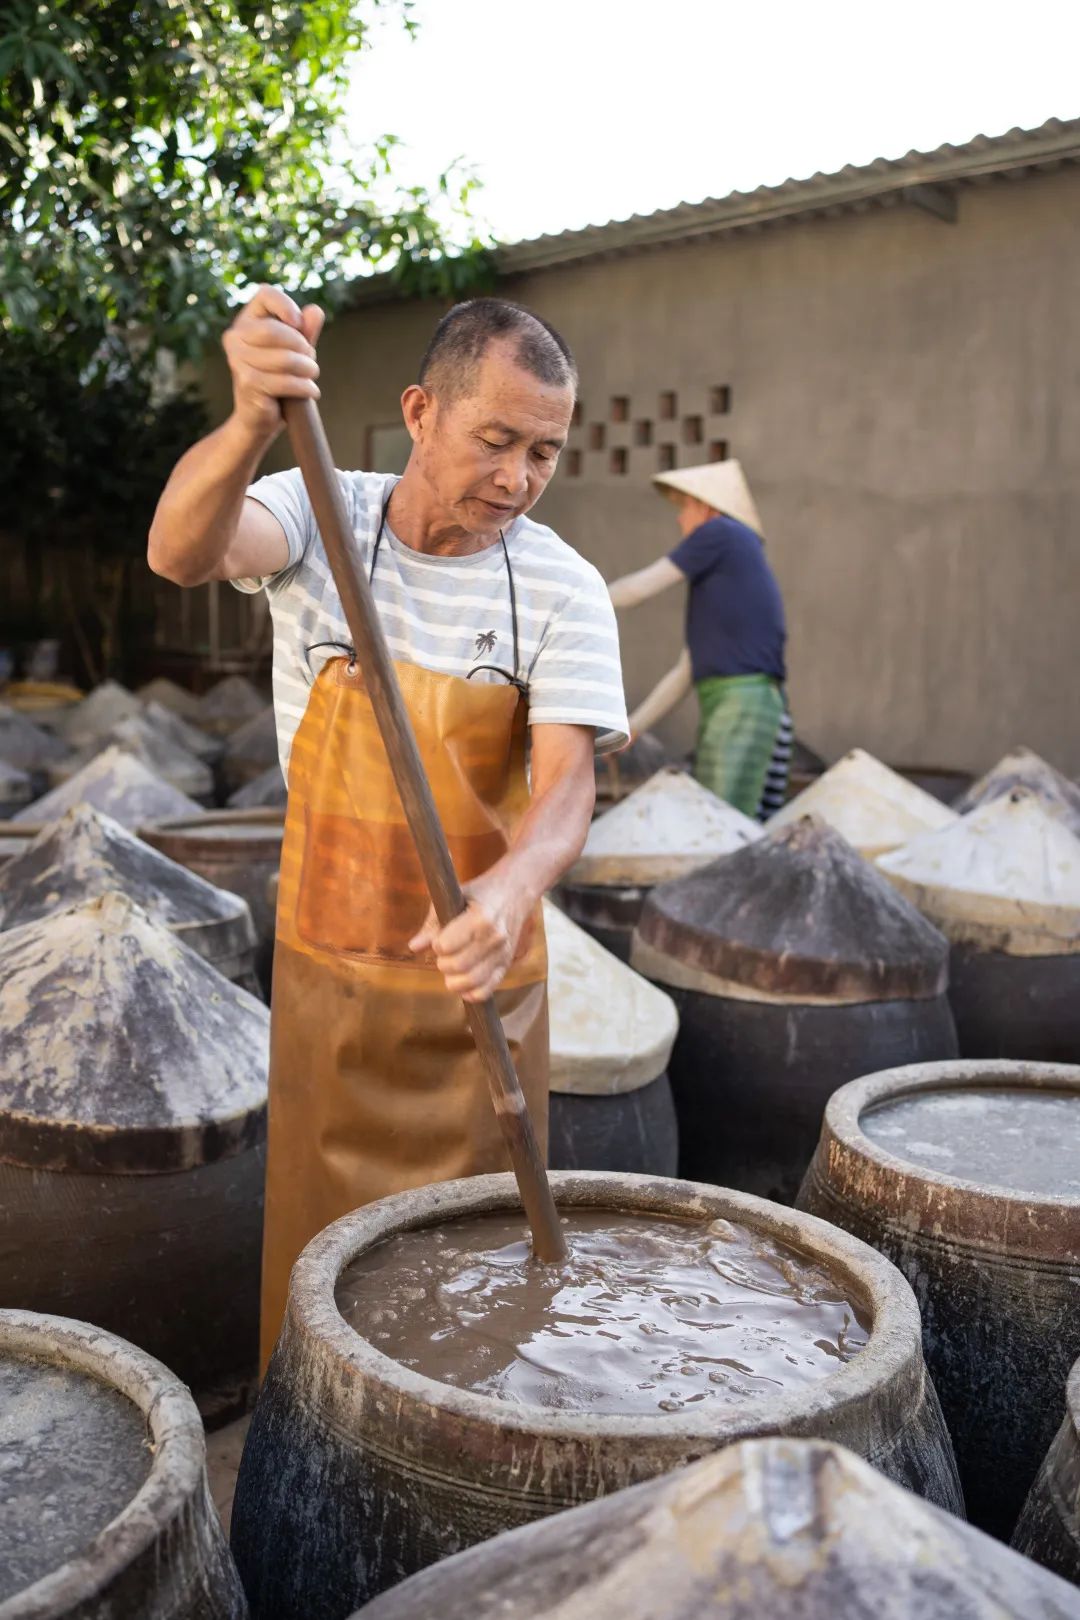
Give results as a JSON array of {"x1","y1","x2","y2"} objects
[{"x1": 284, "y1": 398, "x2": 567, "y2": 1264}]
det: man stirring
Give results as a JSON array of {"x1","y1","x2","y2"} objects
[{"x1": 149, "y1": 291, "x2": 627, "y2": 1364}]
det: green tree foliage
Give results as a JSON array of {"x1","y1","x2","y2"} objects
[{"x1": 0, "y1": 0, "x2": 490, "y2": 678}]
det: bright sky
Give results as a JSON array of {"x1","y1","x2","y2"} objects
[{"x1": 348, "y1": 0, "x2": 1080, "y2": 247}]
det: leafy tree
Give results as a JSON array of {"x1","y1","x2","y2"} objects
[{"x1": 0, "y1": 0, "x2": 491, "y2": 680}]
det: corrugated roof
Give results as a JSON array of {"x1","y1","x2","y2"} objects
[{"x1": 349, "y1": 116, "x2": 1080, "y2": 304}]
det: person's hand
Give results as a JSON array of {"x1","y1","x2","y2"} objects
[
  {"x1": 222, "y1": 285, "x2": 325, "y2": 443},
  {"x1": 409, "y1": 869, "x2": 530, "y2": 1003}
]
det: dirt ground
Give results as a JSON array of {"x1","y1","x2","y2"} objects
[{"x1": 205, "y1": 1414, "x2": 252, "y2": 1535}]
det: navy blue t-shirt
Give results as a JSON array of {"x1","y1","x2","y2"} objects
[{"x1": 669, "y1": 515, "x2": 786, "y2": 683}]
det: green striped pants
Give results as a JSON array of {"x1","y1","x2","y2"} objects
[{"x1": 694, "y1": 673, "x2": 790, "y2": 819}]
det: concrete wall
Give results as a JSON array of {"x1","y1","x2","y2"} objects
[{"x1": 208, "y1": 165, "x2": 1080, "y2": 774}]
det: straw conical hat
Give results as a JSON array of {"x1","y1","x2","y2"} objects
[
  {"x1": 652, "y1": 458, "x2": 763, "y2": 537},
  {"x1": 543, "y1": 899, "x2": 678, "y2": 1094},
  {"x1": 570, "y1": 767, "x2": 760, "y2": 887},
  {"x1": 877, "y1": 787, "x2": 1080, "y2": 956},
  {"x1": 768, "y1": 748, "x2": 956, "y2": 858}
]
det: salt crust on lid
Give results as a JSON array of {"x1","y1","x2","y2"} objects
[
  {"x1": 544, "y1": 899, "x2": 678, "y2": 1095},
  {"x1": 570, "y1": 768, "x2": 760, "y2": 887},
  {"x1": 768, "y1": 748, "x2": 956, "y2": 857},
  {"x1": 877, "y1": 787, "x2": 1080, "y2": 955}
]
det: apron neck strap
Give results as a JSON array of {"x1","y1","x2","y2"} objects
[{"x1": 371, "y1": 486, "x2": 525, "y2": 693}]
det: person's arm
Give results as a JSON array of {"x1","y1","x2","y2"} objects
[
  {"x1": 607, "y1": 556, "x2": 684, "y2": 609},
  {"x1": 147, "y1": 285, "x2": 324, "y2": 587},
  {"x1": 628, "y1": 647, "x2": 692, "y2": 737},
  {"x1": 409, "y1": 724, "x2": 595, "y2": 1002}
]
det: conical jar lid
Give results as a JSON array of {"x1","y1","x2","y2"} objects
[
  {"x1": 0, "y1": 704, "x2": 71, "y2": 772},
  {"x1": 56, "y1": 681, "x2": 140, "y2": 749},
  {"x1": 571, "y1": 768, "x2": 760, "y2": 887},
  {"x1": 135, "y1": 676, "x2": 203, "y2": 721},
  {"x1": 0, "y1": 805, "x2": 255, "y2": 973},
  {"x1": 141, "y1": 700, "x2": 222, "y2": 765},
  {"x1": 633, "y1": 815, "x2": 949, "y2": 1005},
  {"x1": 53, "y1": 714, "x2": 212, "y2": 801},
  {"x1": 543, "y1": 900, "x2": 678, "y2": 1094},
  {"x1": 15, "y1": 746, "x2": 205, "y2": 829},
  {"x1": 223, "y1": 706, "x2": 278, "y2": 770},
  {"x1": 954, "y1": 747, "x2": 1080, "y2": 838},
  {"x1": 767, "y1": 749, "x2": 956, "y2": 857},
  {"x1": 0, "y1": 891, "x2": 268, "y2": 1172},
  {"x1": 0, "y1": 760, "x2": 33, "y2": 811},
  {"x1": 228, "y1": 763, "x2": 287, "y2": 810},
  {"x1": 878, "y1": 787, "x2": 1080, "y2": 956},
  {"x1": 196, "y1": 675, "x2": 266, "y2": 736}
]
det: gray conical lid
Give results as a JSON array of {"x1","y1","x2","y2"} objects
[
  {"x1": 595, "y1": 731, "x2": 669, "y2": 803},
  {"x1": 878, "y1": 787, "x2": 1080, "y2": 956},
  {"x1": 543, "y1": 900, "x2": 678, "y2": 1094},
  {"x1": 358, "y1": 1436, "x2": 1079, "y2": 1620},
  {"x1": 196, "y1": 675, "x2": 265, "y2": 736},
  {"x1": 135, "y1": 676, "x2": 203, "y2": 721},
  {"x1": 0, "y1": 805, "x2": 255, "y2": 974},
  {"x1": 767, "y1": 748, "x2": 956, "y2": 857},
  {"x1": 0, "y1": 704, "x2": 71, "y2": 772},
  {"x1": 223, "y1": 705, "x2": 278, "y2": 771},
  {"x1": 954, "y1": 747, "x2": 1080, "y2": 838},
  {"x1": 15, "y1": 746, "x2": 205, "y2": 829},
  {"x1": 633, "y1": 815, "x2": 949, "y2": 1004},
  {"x1": 56, "y1": 680, "x2": 140, "y2": 748},
  {"x1": 228, "y1": 763, "x2": 287, "y2": 810},
  {"x1": 50, "y1": 715, "x2": 212, "y2": 801},
  {"x1": 141, "y1": 699, "x2": 222, "y2": 765},
  {"x1": 571, "y1": 768, "x2": 760, "y2": 886},
  {"x1": 0, "y1": 890, "x2": 267, "y2": 1172},
  {"x1": 0, "y1": 761, "x2": 33, "y2": 813}
]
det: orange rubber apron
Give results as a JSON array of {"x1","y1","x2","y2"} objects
[{"x1": 260, "y1": 529, "x2": 548, "y2": 1369}]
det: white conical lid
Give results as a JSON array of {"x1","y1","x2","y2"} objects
[
  {"x1": 141, "y1": 700, "x2": 221, "y2": 764},
  {"x1": 196, "y1": 675, "x2": 266, "y2": 735},
  {"x1": 228, "y1": 763, "x2": 287, "y2": 810},
  {"x1": 15, "y1": 746, "x2": 205, "y2": 829},
  {"x1": 0, "y1": 704, "x2": 71, "y2": 771},
  {"x1": 543, "y1": 900, "x2": 678, "y2": 1094},
  {"x1": 56, "y1": 680, "x2": 140, "y2": 748},
  {"x1": 767, "y1": 748, "x2": 956, "y2": 857},
  {"x1": 136, "y1": 676, "x2": 203, "y2": 721},
  {"x1": 224, "y1": 705, "x2": 278, "y2": 768},
  {"x1": 54, "y1": 713, "x2": 212, "y2": 801},
  {"x1": 570, "y1": 767, "x2": 760, "y2": 886},
  {"x1": 878, "y1": 787, "x2": 1080, "y2": 955}
]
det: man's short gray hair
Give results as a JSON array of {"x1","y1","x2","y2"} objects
[{"x1": 418, "y1": 297, "x2": 577, "y2": 403}]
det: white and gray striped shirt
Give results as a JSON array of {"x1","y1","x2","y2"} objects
[{"x1": 234, "y1": 468, "x2": 628, "y2": 774}]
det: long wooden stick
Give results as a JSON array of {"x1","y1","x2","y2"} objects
[{"x1": 283, "y1": 398, "x2": 567, "y2": 1263}]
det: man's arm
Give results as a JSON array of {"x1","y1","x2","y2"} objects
[
  {"x1": 628, "y1": 647, "x2": 693, "y2": 737},
  {"x1": 147, "y1": 285, "x2": 324, "y2": 587},
  {"x1": 409, "y1": 724, "x2": 595, "y2": 1002},
  {"x1": 607, "y1": 556, "x2": 684, "y2": 609}
]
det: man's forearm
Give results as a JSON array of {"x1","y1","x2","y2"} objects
[
  {"x1": 495, "y1": 763, "x2": 595, "y2": 916},
  {"x1": 148, "y1": 415, "x2": 273, "y2": 586}
]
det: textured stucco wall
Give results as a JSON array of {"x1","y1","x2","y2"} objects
[{"x1": 204, "y1": 164, "x2": 1080, "y2": 775}]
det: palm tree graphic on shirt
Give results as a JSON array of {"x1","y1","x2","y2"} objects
[{"x1": 474, "y1": 630, "x2": 498, "y2": 657}]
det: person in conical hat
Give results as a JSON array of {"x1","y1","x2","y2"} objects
[{"x1": 607, "y1": 458, "x2": 791, "y2": 819}]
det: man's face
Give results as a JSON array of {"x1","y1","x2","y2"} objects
[{"x1": 403, "y1": 340, "x2": 574, "y2": 537}]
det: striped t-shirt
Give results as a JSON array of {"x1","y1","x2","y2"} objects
[{"x1": 234, "y1": 468, "x2": 628, "y2": 774}]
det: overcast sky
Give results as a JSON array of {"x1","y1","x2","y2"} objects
[{"x1": 347, "y1": 0, "x2": 1080, "y2": 246}]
